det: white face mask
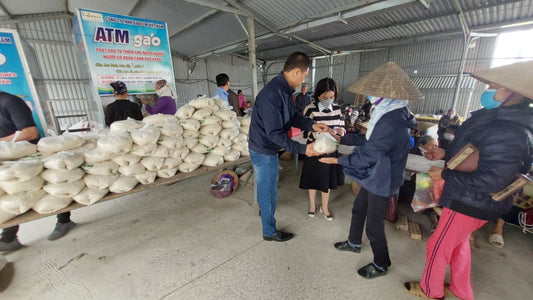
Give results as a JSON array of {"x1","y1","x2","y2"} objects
[
  {"x1": 350, "y1": 116, "x2": 357, "y2": 124},
  {"x1": 443, "y1": 133, "x2": 455, "y2": 141},
  {"x1": 321, "y1": 98, "x2": 334, "y2": 107}
]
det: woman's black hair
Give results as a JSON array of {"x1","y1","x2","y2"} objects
[{"x1": 313, "y1": 77, "x2": 337, "y2": 103}]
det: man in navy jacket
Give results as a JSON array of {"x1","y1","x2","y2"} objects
[{"x1": 248, "y1": 52, "x2": 330, "y2": 242}]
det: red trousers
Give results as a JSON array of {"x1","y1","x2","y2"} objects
[{"x1": 421, "y1": 207, "x2": 487, "y2": 300}]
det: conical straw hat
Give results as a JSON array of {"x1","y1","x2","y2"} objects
[
  {"x1": 347, "y1": 61, "x2": 423, "y2": 101},
  {"x1": 471, "y1": 60, "x2": 533, "y2": 99}
]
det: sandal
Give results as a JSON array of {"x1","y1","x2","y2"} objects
[
  {"x1": 489, "y1": 233, "x2": 504, "y2": 248},
  {"x1": 404, "y1": 282, "x2": 443, "y2": 300},
  {"x1": 444, "y1": 283, "x2": 460, "y2": 299}
]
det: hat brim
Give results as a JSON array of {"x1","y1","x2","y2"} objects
[{"x1": 471, "y1": 61, "x2": 533, "y2": 99}]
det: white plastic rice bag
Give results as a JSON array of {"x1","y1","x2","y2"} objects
[
  {"x1": 163, "y1": 157, "x2": 183, "y2": 169},
  {"x1": 213, "y1": 98, "x2": 228, "y2": 108},
  {"x1": 81, "y1": 161, "x2": 119, "y2": 176},
  {"x1": 171, "y1": 148, "x2": 190, "y2": 160},
  {"x1": 109, "y1": 176, "x2": 138, "y2": 193},
  {"x1": 220, "y1": 128, "x2": 240, "y2": 140},
  {"x1": 217, "y1": 137, "x2": 232, "y2": 147},
  {"x1": 140, "y1": 157, "x2": 165, "y2": 171},
  {"x1": 0, "y1": 209, "x2": 16, "y2": 224},
  {"x1": 97, "y1": 133, "x2": 133, "y2": 154},
  {"x1": 19, "y1": 151, "x2": 53, "y2": 162},
  {"x1": 222, "y1": 119, "x2": 241, "y2": 129},
  {"x1": 73, "y1": 187, "x2": 108, "y2": 205},
  {"x1": 135, "y1": 171, "x2": 157, "y2": 185},
  {"x1": 224, "y1": 150, "x2": 241, "y2": 162},
  {"x1": 183, "y1": 137, "x2": 198, "y2": 149},
  {"x1": 202, "y1": 154, "x2": 224, "y2": 167},
  {"x1": 111, "y1": 154, "x2": 141, "y2": 167},
  {"x1": 84, "y1": 147, "x2": 117, "y2": 163},
  {"x1": 37, "y1": 134, "x2": 85, "y2": 153},
  {"x1": 190, "y1": 143, "x2": 211, "y2": 154},
  {"x1": 84, "y1": 174, "x2": 116, "y2": 190},
  {"x1": 189, "y1": 97, "x2": 214, "y2": 109},
  {"x1": 110, "y1": 118, "x2": 144, "y2": 132},
  {"x1": 179, "y1": 119, "x2": 200, "y2": 131},
  {"x1": 157, "y1": 168, "x2": 178, "y2": 178},
  {"x1": 202, "y1": 115, "x2": 222, "y2": 126},
  {"x1": 212, "y1": 146, "x2": 231, "y2": 157},
  {"x1": 155, "y1": 122, "x2": 183, "y2": 136},
  {"x1": 200, "y1": 124, "x2": 222, "y2": 137},
  {"x1": 182, "y1": 129, "x2": 199, "y2": 138},
  {"x1": 175, "y1": 105, "x2": 195, "y2": 119},
  {"x1": 130, "y1": 143, "x2": 158, "y2": 156},
  {"x1": 0, "y1": 190, "x2": 46, "y2": 214},
  {"x1": 239, "y1": 126, "x2": 250, "y2": 135},
  {"x1": 191, "y1": 108, "x2": 212, "y2": 121},
  {"x1": 238, "y1": 116, "x2": 251, "y2": 126},
  {"x1": 43, "y1": 151, "x2": 84, "y2": 170},
  {"x1": 143, "y1": 113, "x2": 176, "y2": 125},
  {"x1": 0, "y1": 176, "x2": 44, "y2": 195},
  {"x1": 0, "y1": 141, "x2": 37, "y2": 161},
  {"x1": 43, "y1": 179, "x2": 84, "y2": 198},
  {"x1": 178, "y1": 162, "x2": 200, "y2": 173},
  {"x1": 70, "y1": 142, "x2": 97, "y2": 154},
  {"x1": 313, "y1": 132, "x2": 338, "y2": 154},
  {"x1": 41, "y1": 168, "x2": 85, "y2": 184},
  {"x1": 32, "y1": 194, "x2": 72, "y2": 214},
  {"x1": 232, "y1": 133, "x2": 248, "y2": 144},
  {"x1": 240, "y1": 148, "x2": 250, "y2": 157},
  {"x1": 175, "y1": 135, "x2": 184, "y2": 148},
  {"x1": 198, "y1": 135, "x2": 219, "y2": 148},
  {"x1": 0, "y1": 160, "x2": 43, "y2": 182},
  {"x1": 184, "y1": 153, "x2": 205, "y2": 165},
  {"x1": 158, "y1": 135, "x2": 178, "y2": 148},
  {"x1": 215, "y1": 110, "x2": 236, "y2": 121},
  {"x1": 152, "y1": 145, "x2": 170, "y2": 158},
  {"x1": 232, "y1": 142, "x2": 248, "y2": 152},
  {"x1": 118, "y1": 163, "x2": 146, "y2": 176},
  {"x1": 130, "y1": 126, "x2": 160, "y2": 146}
]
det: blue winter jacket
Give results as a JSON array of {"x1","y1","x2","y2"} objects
[
  {"x1": 249, "y1": 73, "x2": 314, "y2": 155},
  {"x1": 440, "y1": 101, "x2": 533, "y2": 221},
  {"x1": 339, "y1": 107, "x2": 417, "y2": 197}
]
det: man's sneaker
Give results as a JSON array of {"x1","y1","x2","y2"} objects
[
  {"x1": 48, "y1": 221, "x2": 76, "y2": 241},
  {"x1": 0, "y1": 238, "x2": 23, "y2": 252}
]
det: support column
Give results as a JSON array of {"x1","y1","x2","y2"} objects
[{"x1": 247, "y1": 16, "x2": 258, "y2": 100}]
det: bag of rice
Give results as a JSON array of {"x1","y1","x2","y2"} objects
[
  {"x1": 241, "y1": 148, "x2": 250, "y2": 157},
  {"x1": 0, "y1": 190, "x2": 46, "y2": 214},
  {"x1": 163, "y1": 157, "x2": 183, "y2": 169},
  {"x1": 189, "y1": 97, "x2": 214, "y2": 109},
  {"x1": 118, "y1": 163, "x2": 145, "y2": 176},
  {"x1": 32, "y1": 194, "x2": 72, "y2": 214},
  {"x1": 212, "y1": 146, "x2": 231, "y2": 157},
  {"x1": 0, "y1": 209, "x2": 16, "y2": 224},
  {"x1": 0, "y1": 160, "x2": 43, "y2": 182},
  {"x1": 191, "y1": 108, "x2": 212, "y2": 121},
  {"x1": 198, "y1": 135, "x2": 219, "y2": 148},
  {"x1": 84, "y1": 147, "x2": 117, "y2": 163},
  {"x1": 130, "y1": 143, "x2": 158, "y2": 156},
  {"x1": 179, "y1": 119, "x2": 200, "y2": 131},
  {"x1": 184, "y1": 153, "x2": 205, "y2": 165},
  {"x1": 182, "y1": 129, "x2": 199, "y2": 138},
  {"x1": 220, "y1": 128, "x2": 240, "y2": 140},
  {"x1": 43, "y1": 151, "x2": 84, "y2": 170},
  {"x1": 158, "y1": 135, "x2": 178, "y2": 148},
  {"x1": 313, "y1": 132, "x2": 337, "y2": 154},
  {"x1": 202, "y1": 115, "x2": 222, "y2": 126},
  {"x1": 143, "y1": 113, "x2": 176, "y2": 125},
  {"x1": 37, "y1": 134, "x2": 85, "y2": 153},
  {"x1": 109, "y1": 176, "x2": 139, "y2": 193},
  {"x1": 41, "y1": 168, "x2": 85, "y2": 184},
  {"x1": 84, "y1": 174, "x2": 116, "y2": 190},
  {"x1": 135, "y1": 171, "x2": 157, "y2": 185},
  {"x1": 97, "y1": 133, "x2": 133, "y2": 154},
  {"x1": 175, "y1": 105, "x2": 195, "y2": 119},
  {"x1": 200, "y1": 124, "x2": 222, "y2": 137},
  {"x1": 0, "y1": 176, "x2": 44, "y2": 195},
  {"x1": 73, "y1": 187, "x2": 108, "y2": 205},
  {"x1": 213, "y1": 98, "x2": 228, "y2": 108},
  {"x1": 238, "y1": 116, "x2": 251, "y2": 126},
  {"x1": 130, "y1": 126, "x2": 160, "y2": 146},
  {"x1": 70, "y1": 142, "x2": 97, "y2": 154},
  {"x1": 222, "y1": 119, "x2": 241, "y2": 129},
  {"x1": 232, "y1": 133, "x2": 248, "y2": 144},
  {"x1": 215, "y1": 110, "x2": 236, "y2": 121},
  {"x1": 171, "y1": 148, "x2": 189, "y2": 160},
  {"x1": 239, "y1": 126, "x2": 250, "y2": 135},
  {"x1": 140, "y1": 157, "x2": 165, "y2": 171},
  {"x1": 155, "y1": 122, "x2": 183, "y2": 136},
  {"x1": 152, "y1": 145, "x2": 170, "y2": 158},
  {"x1": 81, "y1": 161, "x2": 119, "y2": 176},
  {"x1": 224, "y1": 150, "x2": 241, "y2": 162},
  {"x1": 157, "y1": 168, "x2": 178, "y2": 178},
  {"x1": 203, "y1": 154, "x2": 224, "y2": 167},
  {"x1": 217, "y1": 137, "x2": 232, "y2": 147},
  {"x1": 0, "y1": 140, "x2": 37, "y2": 161},
  {"x1": 183, "y1": 137, "x2": 198, "y2": 149},
  {"x1": 43, "y1": 179, "x2": 84, "y2": 198},
  {"x1": 191, "y1": 143, "x2": 211, "y2": 154},
  {"x1": 110, "y1": 118, "x2": 144, "y2": 132},
  {"x1": 232, "y1": 142, "x2": 248, "y2": 152},
  {"x1": 111, "y1": 154, "x2": 141, "y2": 167},
  {"x1": 178, "y1": 162, "x2": 200, "y2": 173}
]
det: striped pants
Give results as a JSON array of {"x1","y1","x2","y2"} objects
[{"x1": 421, "y1": 207, "x2": 487, "y2": 300}]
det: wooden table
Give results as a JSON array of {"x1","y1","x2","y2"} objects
[{"x1": 0, "y1": 157, "x2": 251, "y2": 229}]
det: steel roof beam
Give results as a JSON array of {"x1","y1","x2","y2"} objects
[
  {"x1": 169, "y1": 9, "x2": 219, "y2": 40},
  {"x1": 180, "y1": 0, "x2": 250, "y2": 16},
  {"x1": 128, "y1": 0, "x2": 144, "y2": 16}
]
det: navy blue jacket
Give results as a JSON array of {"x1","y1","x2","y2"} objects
[
  {"x1": 339, "y1": 107, "x2": 417, "y2": 197},
  {"x1": 249, "y1": 73, "x2": 314, "y2": 155},
  {"x1": 440, "y1": 101, "x2": 533, "y2": 221}
]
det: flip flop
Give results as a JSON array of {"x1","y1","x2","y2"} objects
[
  {"x1": 444, "y1": 283, "x2": 461, "y2": 299},
  {"x1": 404, "y1": 282, "x2": 443, "y2": 300},
  {"x1": 489, "y1": 233, "x2": 504, "y2": 248}
]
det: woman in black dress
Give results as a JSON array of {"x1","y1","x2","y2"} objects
[{"x1": 299, "y1": 78, "x2": 345, "y2": 221}]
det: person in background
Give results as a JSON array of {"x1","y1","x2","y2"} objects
[
  {"x1": 212, "y1": 73, "x2": 230, "y2": 106},
  {"x1": 105, "y1": 81, "x2": 142, "y2": 126},
  {"x1": 404, "y1": 61, "x2": 533, "y2": 300},
  {"x1": 141, "y1": 79, "x2": 177, "y2": 115},
  {"x1": 320, "y1": 62, "x2": 419, "y2": 279},
  {"x1": 437, "y1": 108, "x2": 461, "y2": 150},
  {"x1": 361, "y1": 98, "x2": 372, "y2": 121},
  {"x1": 295, "y1": 84, "x2": 311, "y2": 114},
  {"x1": 248, "y1": 52, "x2": 332, "y2": 242},
  {"x1": 300, "y1": 78, "x2": 345, "y2": 221},
  {"x1": 228, "y1": 89, "x2": 243, "y2": 116},
  {"x1": 0, "y1": 91, "x2": 76, "y2": 251},
  {"x1": 238, "y1": 90, "x2": 246, "y2": 112}
]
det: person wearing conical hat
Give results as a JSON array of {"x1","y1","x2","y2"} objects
[
  {"x1": 404, "y1": 61, "x2": 533, "y2": 299},
  {"x1": 320, "y1": 61, "x2": 419, "y2": 279}
]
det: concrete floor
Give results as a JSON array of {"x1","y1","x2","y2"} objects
[{"x1": 1, "y1": 160, "x2": 532, "y2": 299}]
